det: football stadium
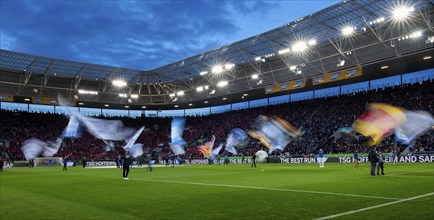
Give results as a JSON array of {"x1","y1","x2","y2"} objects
[{"x1": 1, "y1": 0, "x2": 433, "y2": 219}]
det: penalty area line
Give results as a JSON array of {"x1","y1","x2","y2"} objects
[
  {"x1": 314, "y1": 192, "x2": 434, "y2": 220},
  {"x1": 130, "y1": 178, "x2": 401, "y2": 201}
]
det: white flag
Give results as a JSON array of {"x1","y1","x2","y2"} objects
[
  {"x1": 395, "y1": 111, "x2": 434, "y2": 145},
  {"x1": 21, "y1": 138, "x2": 46, "y2": 160},
  {"x1": 211, "y1": 142, "x2": 223, "y2": 157},
  {"x1": 42, "y1": 137, "x2": 64, "y2": 157}
]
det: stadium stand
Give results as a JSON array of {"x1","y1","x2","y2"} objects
[{"x1": 1, "y1": 79, "x2": 432, "y2": 162}]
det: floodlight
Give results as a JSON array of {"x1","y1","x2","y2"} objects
[
  {"x1": 290, "y1": 65, "x2": 297, "y2": 71},
  {"x1": 392, "y1": 6, "x2": 413, "y2": 21},
  {"x1": 169, "y1": 93, "x2": 175, "y2": 97},
  {"x1": 196, "y1": 86, "x2": 204, "y2": 92},
  {"x1": 308, "y1": 39, "x2": 317, "y2": 46},
  {"x1": 255, "y1": 57, "x2": 261, "y2": 61},
  {"x1": 188, "y1": 103, "x2": 193, "y2": 106},
  {"x1": 200, "y1": 71, "x2": 208, "y2": 76},
  {"x1": 204, "y1": 85, "x2": 209, "y2": 90},
  {"x1": 223, "y1": 97, "x2": 227, "y2": 100},
  {"x1": 141, "y1": 106, "x2": 147, "y2": 109},
  {"x1": 131, "y1": 94, "x2": 139, "y2": 99},
  {"x1": 112, "y1": 79, "x2": 127, "y2": 87},
  {"x1": 292, "y1": 41, "x2": 307, "y2": 52},
  {"x1": 257, "y1": 79, "x2": 263, "y2": 85},
  {"x1": 342, "y1": 26, "x2": 355, "y2": 36},
  {"x1": 278, "y1": 48, "x2": 290, "y2": 55},
  {"x1": 224, "y1": 63, "x2": 235, "y2": 70},
  {"x1": 119, "y1": 93, "x2": 128, "y2": 98},
  {"x1": 174, "y1": 105, "x2": 179, "y2": 108},
  {"x1": 252, "y1": 74, "x2": 259, "y2": 79},
  {"x1": 412, "y1": 31, "x2": 422, "y2": 38},
  {"x1": 104, "y1": 104, "x2": 109, "y2": 107},
  {"x1": 210, "y1": 90, "x2": 216, "y2": 95},
  {"x1": 217, "y1": 81, "x2": 228, "y2": 87},
  {"x1": 212, "y1": 65, "x2": 224, "y2": 74},
  {"x1": 177, "y1": 91, "x2": 185, "y2": 96}
]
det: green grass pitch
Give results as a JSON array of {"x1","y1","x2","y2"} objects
[{"x1": 1, "y1": 163, "x2": 433, "y2": 220}]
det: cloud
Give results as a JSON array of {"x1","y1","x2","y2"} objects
[{"x1": 0, "y1": 0, "x2": 338, "y2": 70}]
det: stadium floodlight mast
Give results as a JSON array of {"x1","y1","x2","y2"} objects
[
  {"x1": 392, "y1": 6, "x2": 414, "y2": 21},
  {"x1": 112, "y1": 79, "x2": 127, "y2": 87}
]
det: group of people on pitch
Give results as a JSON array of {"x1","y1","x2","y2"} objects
[{"x1": 368, "y1": 148, "x2": 386, "y2": 176}]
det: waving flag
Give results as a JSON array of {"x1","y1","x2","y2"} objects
[
  {"x1": 395, "y1": 111, "x2": 434, "y2": 145},
  {"x1": 130, "y1": 143, "x2": 144, "y2": 158},
  {"x1": 170, "y1": 118, "x2": 187, "y2": 155},
  {"x1": 21, "y1": 138, "x2": 46, "y2": 160},
  {"x1": 331, "y1": 127, "x2": 355, "y2": 140},
  {"x1": 211, "y1": 142, "x2": 223, "y2": 157},
  {"x1": 62, "y1": 115, "x2": 82, "y2": 138},
  {"x1": 42, "y1": 137, "x2": 64, "y2": 157},
  {"x1": 198, "y1": 135, "x2": 216, "y2": 158},
  {"x1": 22, "y1": 137, "x2": 64, "y2": 160},
  {"x1": 353, "y1": 103, "x2": 406, "y2": 146},
  {"x1": 124, "y1": 126, "x2": 145, "y2": 151},
  {"x1": 248, "y1": 115, "x2": 303, "y2": 153},
  {"x1": 225, "y1": 128, "x2": 249, "y2": 155}
]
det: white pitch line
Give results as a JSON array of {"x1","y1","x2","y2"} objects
[
  {"x1": 130, "y1": 178, "x2": 401, "y2": 200},
  {"x1": 314, "y1": 192, "x2": 434, "y2": 220}
]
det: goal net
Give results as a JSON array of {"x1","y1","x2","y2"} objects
[{"x1": 34, "y1": 157, "x2": 62, "y2": 167}]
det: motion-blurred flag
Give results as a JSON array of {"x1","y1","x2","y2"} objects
[
  {"x1": 352, "y1": 103, "x2": 406, "y2": 146},
  {"x1": 170, "y1": 118, "x2": 187, "y2": 155},
  {"x1": 198, "y1": 135, "x2": 215, "y2": 158},
  {"x1": 395, "y1": 111, "x2": 434, "y2": 145},
  {"x1": 211, "y1": 142, "x2": 223, "y2": 157},
  {"x1": 225, "y1": 128, "x2": 249, "y2": 155},
  {"x1": 331, "y1": 127, "x2": 355, "y2": 140},
  {"x1": 124, "y1": 126, "x2": 145, "y2": 152},
  {"x1": 42, "y1": 137, "x2": 64, "y2": 157},
  {"x1": 103, "y1": 140, "x2": 115, "y2": 152},
  {"x1": 77, "y1": 114, "x2": 135, "y2": 141},
  {"x1": 62, "y1": 114, "x2": 135, "y2": 141},
  {"x1": 130, "y1": 143, "x2": 144, "y2": 158},
  {"x1": 21, "y1": 137, "x2": 64, "y2": 160},
  {"x1": 21, "y1": 138, "x2": 46, "y2": 160},
  {"x1": 62, "y1": 115, "x2": 82, "y2": 138},
  {"x1": 248, "y1": 115, "x2": 303, "y2": 153}
]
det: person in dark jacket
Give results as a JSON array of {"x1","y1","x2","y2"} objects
[
  {"x1": 122, "y1": 152, "x2": 133, "y2": 179},
  {"x1": 376, "y1": 151, "x2": 385, "y2": 175},
  {"x1": 251, "y1": 154, "x2": 256, "y2": 168},
  {"x1": 368, "y1": 148, "x2": 378, "y2": 176},
  {"x1": 62, "y1": 156, "x2": 68, "y2": 171}
]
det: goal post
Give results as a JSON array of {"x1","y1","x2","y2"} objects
[{"x1": 34, "y1": 157, "x2": 62, "y2": 167}]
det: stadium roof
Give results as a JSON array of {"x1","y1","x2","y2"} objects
[{"x1": 1, "y1": 0, "x2": 433, "y2": 109}]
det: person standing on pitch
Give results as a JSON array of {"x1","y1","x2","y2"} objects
[
  {"x1": 354, "y1": 151, "x2": 360, "y2": 169},
  {"x1": 62, "y1": 156, "x2": 68, "y2": 171},
  {"x1": 122, "y1": 152, "x2": 133, "y2": 180},
  {"x1": 82, "y1": 157, "x2": 87, "y2": 168},
  {"x1": 318, "y1": 149, "x2": 325, "y2": 168},
  {"x1": 376, "y1": 151, "x2": 385, "y2": 175},
  {"x1": 251, "y1": 153, "x2": 256, "y2": 168},
  {"x1": 368, "y1": 148, "x2": 378, "y2": 176}
]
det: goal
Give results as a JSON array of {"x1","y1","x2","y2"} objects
[{"x1": 34, "y1": 157, "x2": 62, "y2": 167}]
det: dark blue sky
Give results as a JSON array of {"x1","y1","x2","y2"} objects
[{"x1": 1, "y1": 0, "x2": 338, "y2": 70}]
